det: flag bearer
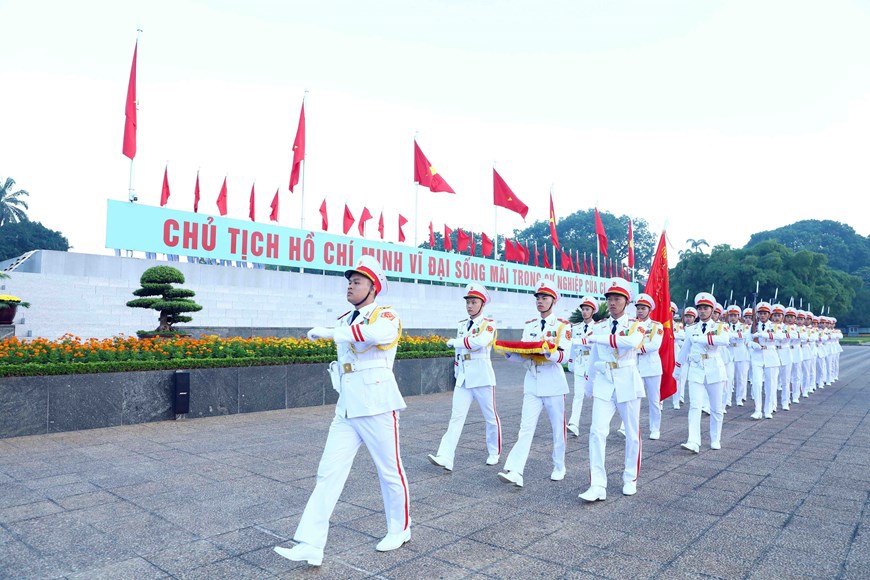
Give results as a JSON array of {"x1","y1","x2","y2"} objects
[{"x1": 429, "y1": 283, "x2": 502, "y2": 471}]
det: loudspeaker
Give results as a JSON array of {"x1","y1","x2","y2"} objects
[{"x1": 174, "y1": 370, "x2": 190, "y2": 415}]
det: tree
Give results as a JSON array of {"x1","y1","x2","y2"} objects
[
  {"x1": 127, "y1": 266, "x2": 203, "y2": 337},
  {"x1": 746, "y1": 220, "x2": 870, "y2": 275},
  {"x1": 0, "y1": 177, "x2": 30, "y2": 226},
  {"x1": 0, "y1": 220, "x2": 70, "y2": 261}
]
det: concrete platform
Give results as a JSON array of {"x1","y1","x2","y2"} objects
[{"x1": 0, "y1": 348, "x2": 868, "y2": 578}]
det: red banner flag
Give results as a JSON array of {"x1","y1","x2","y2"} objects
[
  {"x1": 429, "y1": 221, "x2": 435, "y2": 248},
  {"x1": 543, "y1": 244, "x2": 551, "y2": 269},
  {"x1": 645, "y1": 231, "x2": 676, "y2": 401},
  {"x1": 377, "y1": 212, "x2": 385, "y2": 239},
  {"x1": 444, "y1": 225, "x2": 453, "y2": 251},
  {"x1": 413, "y1": 141, "x2": 455, "y2": 193},
  {"x1": 216, "y1": 177, "x2": 228, "y2": 216},
  {"x1": 470, "y1": 233, "x2": 476, "y2": 256},
  {"x1": 549, "y1": 191, "x2": 560, "y2": 249},
  {"x1": 627, "y1": 218, "x2": 635, "y2": 269},
  {"x1": 269, "y1": 188, "x2": 279, "y2": 222},
  {"x1": 456, "y1": 229, "x2": 470, "y2": 252},
  {"x1": 590, "y1": 256, "x2": 596, "y2": 276},
  {"x1": 289, "y1": 103, "x2": 305, "y2": 192},
  {"x1": 319, "y1": 199, "x2": 328, "y2": 231},
  {"x1": 523, "y1": 241, "x2": 531, "y2": 264},
  {"x1": 534, "y1": 243, "x2": 540, "y2": 267},
  {"x1": 481, "y1": 232, "x2": 494, "y2": 257},
  {"x1": 398, "y1": 214, "x2": 408, "y2": 242},
  {"x1": 595, "y1": 207, "x2": 608, "y2": 257},
  {"x1": 343, "y1": 204, "x2": 355, "y2": 235},
  {"x1": 358, "y1": 207, "x2": 372, "y2": 236},
  {"x1": 493, "y1": 169, "x2": 529, "y2": 219},
  {"x1": 582, "y1": 252, "x2": 588, "y2": 275},
  {"x1": 560, "y1": 249, "x2": 571, "y2": 271},
  {"x1": 193, "y1": 171, "x2": 201, "y2": 213},
  {"x1": 504, "y1": 239, "x2": 516, "y2": 261},
  {"x1": 248, "y1": 183, "x2": 256, "y2": 221},
  {"x1": 122, "y1": 40, "x2": 137, "y2": 159},
  {"x1": 160, "y1": 165, "x2": 170, "y2": 207}
]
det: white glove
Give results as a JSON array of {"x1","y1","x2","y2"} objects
[
  {"x1": 307, "y1": 326, "x2": 335, "y2": 340},
  {"x1": 672, "y1": 368, "x2": 681, "y2": 380},
  {"x1": 446, "y1": 338, "x2": 457, "y2": 348},
  {"x1": 690, "y1": 334, "x2": 706, "y2": 344}
]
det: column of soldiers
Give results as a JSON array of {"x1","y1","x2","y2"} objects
[{"x1": 275, "y1": 264, "x2": 843, "y2": 567}]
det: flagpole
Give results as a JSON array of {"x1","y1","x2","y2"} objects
[
  {"x1": 299, "y1": 89, "x2": 309, "y2": 229},
  {"x1": 413, "y1": 131, "x2": 420, "y2": 247},
  {"x1": 493, "y1": 162, "x2": 498, "y2": 260}
]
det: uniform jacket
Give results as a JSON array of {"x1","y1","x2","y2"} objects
[
  {"x1": 675, "y1": 320, "x2": 729, "y2": 384},
  {"x1": 726, "y1": 322, "x2": 749, "y2": 362},
  {"x1": 504, "y1": 313, "x2": 570, "y2": 397},
  {"x1": 332, "y1": 302, "x2": 406, "y2": 418},
  {"x1": 636, "y1": 318, "x2": 664, "y2": 377},
  {"x1": 747, "y1": 321, "x2": 786, "y2": 367},
  {"x1": 582, "y1": 314, "x2": 645, "y2": 403},
  {"x1": 453, "y1": 316, "x2": 497, "y2": 389},
  {"x1": 568, "y1": 319, "x2": 596, "y2": 378}
]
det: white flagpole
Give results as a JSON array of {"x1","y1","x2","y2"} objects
[
  {"x1": 493, "y1": 162, "x2": 498, "y2": 260},
  {"x1": 299, "y1": 89, "x2": 309, "y2": 229}
]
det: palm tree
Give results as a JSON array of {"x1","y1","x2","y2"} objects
[
  {"x1": 0, "y1": 177, "x2": 30, "y2": 226},
  {"x1": 685, "y1": 238, "x2": 709, "y2": 253}
]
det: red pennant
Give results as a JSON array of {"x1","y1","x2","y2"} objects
[
  {"x1": 343, "y1": 204, "x2": 355, "y2": 235},
  {"x1": 216, "y1": 177, "x2": 228, "y2": 216},
  {"x1": 492, "y1": 169, "x2": 529, "y2": 219},
  {"x1": 413, "y1": 140, "x2": 455, "y2": 193},
  {"x1": 289, "y1": 103, "x2": 305, "y2": 192},
  {"x1": 319, "y1": 199, "x2": 328, "y2": 231},
  {"x1": 595, "y1": 208, "x2": 608, "y2": 257},
  {"x1": 160, "y1": 165, "x2": 170, "y2": 207},
  {"x1": 481, "y1": 233, "x2": 494, "y2": 257},
  {"x1": 398, "y1": 214, "x2": 408, "y2": 243},
  {"x1": 377, "y1": 212, "x2": 385, "y2": 239},
  {"x1": 456, "y1": 229, "x2": 470, "y2": 252},
  {"x1": 193, "y1": 171, "x2": 201, "y2": 213},
  {"x1": 122, "y1": 40, "x2": 137, "y2": 159},
  {"x1": 269, "y1": 188, "x2": 279, "y2": 222},
  {"x1": 248, "y1": 183, "x2": 256, "y2": 222},
  {"x1": 543, "y1": 245, "x2": 551, "y2": 269},
  {"x1": 444, "y1": 225, "x2": 453, "y2": 251},
  {"x1": 429, "y1": 221, "x2": 435, "y2": 248}
]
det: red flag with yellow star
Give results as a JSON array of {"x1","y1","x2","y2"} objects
[
  {"x1": 549, "y1": 190, "x2": 560, "y2": 249},
  {"x1": 645, "y1": 231, "x2": 676, "y2": 401},
  {"x1": 493, "y1": 169, "x2": 529, "y2": 219},
  {"x1": 414, "y1": 141, "x2": 455, "y2": 193}
]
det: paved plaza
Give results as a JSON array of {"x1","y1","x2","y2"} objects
[{"x1": 1, "y1": 348, "x2": 868, "y2": 579}]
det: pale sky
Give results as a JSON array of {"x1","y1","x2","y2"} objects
[{"x1": 2, "y1": 0, "x2": 869, "y2": 263}]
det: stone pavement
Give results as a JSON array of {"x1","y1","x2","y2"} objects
[{"x1": 1, "y1": 349, "x2": 868, "y2": 579}]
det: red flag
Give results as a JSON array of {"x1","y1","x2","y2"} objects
[
  {"x1": 470, "y1": 233, "x2": 476, "y2": 257},
  {"x1": 319, "y1": 199, "x2": 328, "y2": 231},
  {"x1": 398, "y1": 214, "x2": 408, "y2": 243},
  {"x1": 534, "y1": 243, "x2": 540, "y2": 267},
  {"x1": 524, "y1": 242, "x2": 531, "y2": 264},
  {"x1": 216, "y1": 177, "x2": 228, "y2": 216},
  {"x1": 193, "y1": 171, "x2": 201, "y2": 213},
  {"x1": 160, "y1": 165, "x2": 170, "y2": 207},
  {"x1": 413, "y1": 141, "x2": 455, "y2": 193},
  {"x1": 122, "y1": 40, "x2": 137, "y2": 159},
  {"x1": 269, "y1": 188, "x2": 279, "y2": 222},
  {"x1": 543, "y1": 244, "x2": 551, "y2": 269},
  {"x1": 549, "y1": 191, "x2": 560, "y2": 248},
  {"x1": 248, "y1": 183, "x2": 256, "y2": 221},
  {"x1": 289, "y1": 103, "x2": 305, "y2": 192},
  {"x1": 493, "y1": 169, "x2": 529, "y2": 219},
  {"x1": 481, "y1": 233, "x2": 494, "y2": 257},
  {"x1": 645, "y1": 231, "x2": 676, "y2": 401},
  {"x1": 590, "y1": 256, "x2": 596, "y2": 276},
  {"x1": 343, "y1": 204, "x2": 355, "y2": 235},
  {"x1": 573, "y1": 251, "x2": 580, "y2": 273},
  {"x1": 429, "y1": 221, "x2": 435, "y2": 248},
  {"x1": 561, "y1": 249, "x2": 572, "y2": 271},
  {"x1": 358, "y1": 207, "x2": 373, "y2": 236},
  {"x1": 504, "y1": 239, "x2": 515, "y2": 261},
  {"x1": 377, "y1": 212, "x2": 385, "y2": 239},
  {"x1": 456, "y1": 229, "x2": 470, "y2": 252},
  {"x1": 595, "y1": 208, "x2": 608, "y2": 257},
  {"x1": 627, "y1": 218, "x2": 635, "y2": 269},
  {"x1": 444, "y1": 225, "x2": 453, "y2": 251},
  {"x1": 583, "y1": 253, "x2": 588, "y2": 275}
]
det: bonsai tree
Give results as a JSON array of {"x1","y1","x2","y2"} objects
[{"x1": 127, "y1": 266, "x2": 202, "y2": 337}]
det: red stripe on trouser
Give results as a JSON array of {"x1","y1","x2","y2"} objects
[
  {"x1": 392, "y1": 411, "x2": 410, "y2": 530},
  {"x1": 634, "y1": 405, "x2": 642, "y2": 481},
  {"x1": 492, "y1": 388, "x2": 502, "y2": 454}
]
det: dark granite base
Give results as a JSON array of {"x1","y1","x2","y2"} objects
[{"x1": 0, "y1": 358, "x2": 454, "y2": 438}]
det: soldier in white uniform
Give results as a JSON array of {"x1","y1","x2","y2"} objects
[
  {"x1": 567, "y1": 296, "x2": 599, "y2": 437},
  {"x1": 743, "y1": 307, "x2": 756, "y2": 404},
  {"x1": 675, "y1": 292, "x2": 729, "y2": 453},
  {"x1": 726, "y1": 305, "x2": 750, "y2": 407},
  {"x1": 815, "y1": 315, "x2": 830, "y2": 389},
  {"x1": 428, "y1": 283, "x2": 502, "y2": 471},
  {"x1": 274, "y1": 256, "x2": 410, "y2": 566},
  {"x1": 830, "y1": 317, "x2": 842, "y2": 381},
  {"x1": 771, "y1": 304, "x2": 791, "y2": 411},
  {"x1": 783, "y1": 307, "x2": 802, "y2": 407},
  {"x1": 497, "y1": 281, "x2": 571, "y2": 488},
  {"x1": 804, "y1": 311, "x2": 820, "y2": 395},
  {"x1": 672, "y1": 307, "x2": 697, "y2": 410},
  {"x1": 578, "y1": 278, "x2": 645, "y2": 501},
  {"x1": 747, "y1": 302, "x2": 785, "y2": 419},
  {"x1": 628, "y1": 293, "x2": 664, "y2": 440}
]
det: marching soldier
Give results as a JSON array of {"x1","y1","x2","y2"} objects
[
  {"x1": 726, "y1": 305, "x2": 750, "y2": 407},
  {"x1": 625, "y1": 293, "x2": 664, "y2": 440},
  {"x1": 429, "y1": 283, "x2": 502, "y2": 471},
  {"x1": 747, "y1": 302, "x2": 785, "y2": 419},
  {"x1": 675, "y1": 292, "x2": 729, "y2": 452},
  {"x1": 672, "y1": 306, "x2": 698, "y2": 410},
  {"x1": 783, "y1": 307, "x2": 802, "y2": 406},
  {"x1": 274, "y1": 256, "x2": 410, "y2": 566},
  {"x1": 830, "y1": 317, "x2": 843, "y2": 381},
  {"x1": 771, "y1": 304, "x2": 791, "y2": 411},
  {"x1": 578, "y1": 278, "x2": 645, "y2": 501},
  {"x1": 568, "y1": 296, "x2": 599, "y2": 437},
  {"x1": 498, "y1": 281, "x2": 571, "y2": 488}
]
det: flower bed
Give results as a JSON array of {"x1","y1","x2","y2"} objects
[{"x1": 0, "y1": 334, "x2": 453, "y2": 378}]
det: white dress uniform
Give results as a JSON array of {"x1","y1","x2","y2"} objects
[
  {"x1": 675, "y1": 293, "x2": 729, "y2": 451},
  {"x1": 580, "y1": 278, "x2": 646, "y2": 499},
  {"x1": 726, "y1": 314, "x2": 750, "y2": 406},
  {"x1": 290, "y1": 257, "x2": 410, "y2": 560},
  {"x1": 793, "y1": 312, "x2": 808, "y2": 399},
  {"x1": 747, "y1": 304, "x2": 786, "y2": 418},
  {"x1": 634, "y1": 294, "x2": 664, "y2": 439},
  {"x1": 432, "y1": 286, "x2": 502, "y2": 468},
  {"x1": 568, "y1": 296, "x2": 599, "y2": 434},
  {"x1": 803, "y1": 316, "x2": 819, "y2": 394},
  {"x1": 502, "y1": 312, "x2": 571, "y2": 479},
  {"x1": 816, "y1": 320, "x2": 830, "y2": 387},
  {"x1": 672, "y1": 316, "x2": 690, "y2": 409},
  {"x1": 830, "y1": 320, "x2": 842, "y2": 380}
]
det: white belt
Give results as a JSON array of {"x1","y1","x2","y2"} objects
[
  {"x1": 604, "y1": 359, "x2": 636, "y2": 369},
  {"x1": 341, "y1": 359, "x2": 389, "y2": 373},
  {"x1": 459, "y1": 353, "x2": 489, "y2": 361}
]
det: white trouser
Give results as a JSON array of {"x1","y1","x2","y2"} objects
[
  {"x1": 294, "y1": 411, "x2": 410, "y2": 549},
  {"x1": 779, "y1": 359, "x2": 792, "y2": 406},
  {"x1": 763, "y1": 366, "x2": 780, "y2": 415},
  {"x1": 803, "y1": 358, "x2": 816, "y2": 393},
  {"x1": 589, "y1": 393, "x2": 641, "y2": 488},
  {"x1": 503, "y1": 392, "x2": 565, "y2": 475},
  {"x1": 734, "y1": 360, "x2": 750, "y2": 402},
  {"x1": 642, "y1": 375, "x2": 662, "y2": 435},
  {"x1": 817, "y1": 356, "x2": 827, "y2": 386},
  {"x1": 687, "y1": 379, "x2": 725, "y2": 447},
  {"x1": 790, "y1": 362, "x2": 802, "y2": 402},
  {"x1": 826, "y1": 354, "x2": 835, "y2": 383},
  {"x1": 673, "y1": 370, "x2": 688, "y2": 408},
  {"x1": 569, "y1": 371, "x2": 586, "y2": 427},
  {"x1": 436, "y1": 385, "x2": 502, "y2": 461}
]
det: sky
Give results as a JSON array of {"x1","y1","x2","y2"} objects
[{"x1": 2, "y1": 0, "x2": 870, "y2": 263}]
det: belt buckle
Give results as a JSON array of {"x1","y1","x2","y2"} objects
[
  {"x1": 463, "y1": 354, "x2": 472, "y2": 361},
  {"x1": 342, "y1": 363, "x2": 354, "y2": 373},
  {"x1": 607, "y1": 362, "x2": 618, "y2": 369}
]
